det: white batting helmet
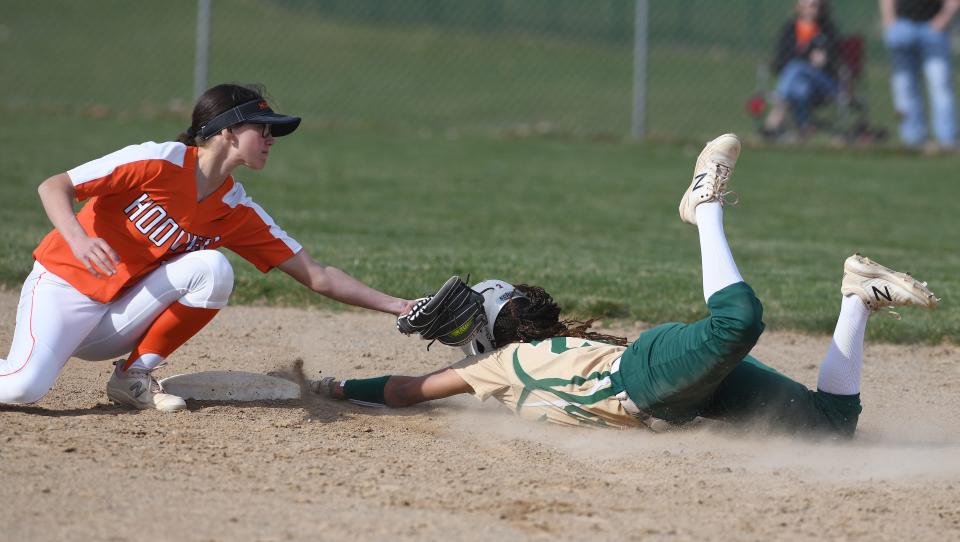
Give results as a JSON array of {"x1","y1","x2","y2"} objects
[{"x1": 460, "y1": 279, "x2": 527, "y2": 356}]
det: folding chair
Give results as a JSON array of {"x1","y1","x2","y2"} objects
[{"x1": 746, "y1": 33, "x2": 887, "y2": 143}]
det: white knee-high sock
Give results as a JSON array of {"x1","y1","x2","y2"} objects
[
  {"x1": 816, "y1": 295, "x2": 871, "y2": 395},
  {"x1": 695, "y1": 202, "x2": 744, "y2": 302}
]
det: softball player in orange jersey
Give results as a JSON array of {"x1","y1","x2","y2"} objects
[{"x1": 0, "y1": 83, "x2": 414, "y2": 412}]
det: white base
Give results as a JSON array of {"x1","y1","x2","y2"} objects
[{"x1": 159, "y1": 371, "x2": 301, "y2": 401}]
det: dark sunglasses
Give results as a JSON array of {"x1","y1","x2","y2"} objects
[
  {"x1": 253, "y1": 124, "x2": 273, "y2": 138},
  {"x1": 227, "y1": 124, "x2": 273, "y2": 138}
]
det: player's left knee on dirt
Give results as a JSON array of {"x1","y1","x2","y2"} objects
[{"x1": 0, "y1": 373, "x2": 53, "y2": 404}]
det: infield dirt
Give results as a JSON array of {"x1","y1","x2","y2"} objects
[{"x1": 1, "y1": 290, "x2": 958, "y2": 541}]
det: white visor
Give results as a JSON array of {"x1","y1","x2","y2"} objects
[{"x1": 460, "y1": 279, "x2": 527, "y2": 356}]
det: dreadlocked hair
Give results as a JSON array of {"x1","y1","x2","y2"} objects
[{"x1": 492, "y1": 284, "x2": 628, "y2": 347}]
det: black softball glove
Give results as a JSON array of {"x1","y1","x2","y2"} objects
[{"x1": 397, "y1": 275, "x2": 486, "y2": 347}]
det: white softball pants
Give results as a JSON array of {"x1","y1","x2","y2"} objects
[{"x1": 0, "y1": 250, "x2": 234, "y2": 404}]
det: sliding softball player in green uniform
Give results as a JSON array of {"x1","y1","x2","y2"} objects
[{"x1": 317, "y1": 134, "x2": 939, "y2": 436}]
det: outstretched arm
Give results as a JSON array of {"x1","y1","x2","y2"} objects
[
  {"x1": 329, "y1": 368, "x2": 474, "y2": 408},
  {"x1": 278, "y1": 249, "x2": 414, "y2": 315},
  {"x1": 385, "y1": 369, "x2": 474, "y2": 407}
]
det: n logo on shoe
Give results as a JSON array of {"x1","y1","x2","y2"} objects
[
  {"x1": 693, "y1": 172, "x2": 707, "y2": 191},
  {"x1": 129, "y1": 382, "x2": 145, "y2": 398},
  {"x1": 871, "y1": 285, "x2": 892, "y2": 303}
]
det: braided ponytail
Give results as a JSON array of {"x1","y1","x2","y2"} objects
[{"x1": 493, "y1": 284, "x2": 628, "y2": 347}]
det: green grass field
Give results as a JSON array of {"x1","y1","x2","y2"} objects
[
  {"x1": 4, "y1": 1, "x2": 901, "y2": 140},
  {"x1": 2, "y1": 108, "x2": 955, "y2": 344},
  {"x1": 2, "y1": 2, "x2": 954, "y2": 344}
]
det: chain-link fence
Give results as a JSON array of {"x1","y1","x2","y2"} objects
[{"x1": 4, "y1": 1, "x2": 957, "y2": 143}]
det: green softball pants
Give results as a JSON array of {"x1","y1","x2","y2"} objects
[{"x1": 612, "y1": 282, "x2": 862, "y2": 437}]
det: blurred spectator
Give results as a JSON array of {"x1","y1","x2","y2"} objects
[
  {"x1": 880, "y1": 0, "x2": 959, "y2": 150},
  {"x1": 763, "y1": 0, "x2": 841, "y2": 139}
]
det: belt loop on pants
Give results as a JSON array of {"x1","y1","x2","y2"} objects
[{"x1": 610, "y1": 356, "x2": 642, "y2": 415}]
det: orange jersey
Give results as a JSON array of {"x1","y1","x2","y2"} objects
[
  {"x1": 33, "y1": 141, "x2": 302, "y2": 303},
  {"x1": 795, "y1": 20, "x2": 820, "y2": 49}
]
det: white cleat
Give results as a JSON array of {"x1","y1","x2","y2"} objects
[
  {"x1": 679, "y1": 133, "x2": 741, "y2": 225},
  {"x1": 107, "y1": 361, "x2": 187, "y2": 412},
  {"x1": 841, "y1": 254, "x2": 939, "y2": 316}
]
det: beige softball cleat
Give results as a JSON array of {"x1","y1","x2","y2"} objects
[
  {"x1": 679, "y1": 133, "x2": 741, "y2": 225},
  {"x1": 841, "y1": 254, "x2": 939, "y2": 316},
  {"x1": 107, "y1": 361, "x2": 187, "y2": 413}
]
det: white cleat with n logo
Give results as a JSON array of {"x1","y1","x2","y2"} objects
[
  {"x1": 107, "y1": 361, "x2": 187, "y2": 412},
  {"x1": 841, "y1": 254, "x2": 939, "y2": 315},
  {"x1": 679, "y1": 133, "x2": 741, "y2": 225}
]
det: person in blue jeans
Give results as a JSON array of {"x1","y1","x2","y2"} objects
[
  {"x1": 763, "y1": 0, "x2": 841, "y2": 138},
  {"x1": 881, "y1": 0, "x2": 959, "y2": 150}
]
